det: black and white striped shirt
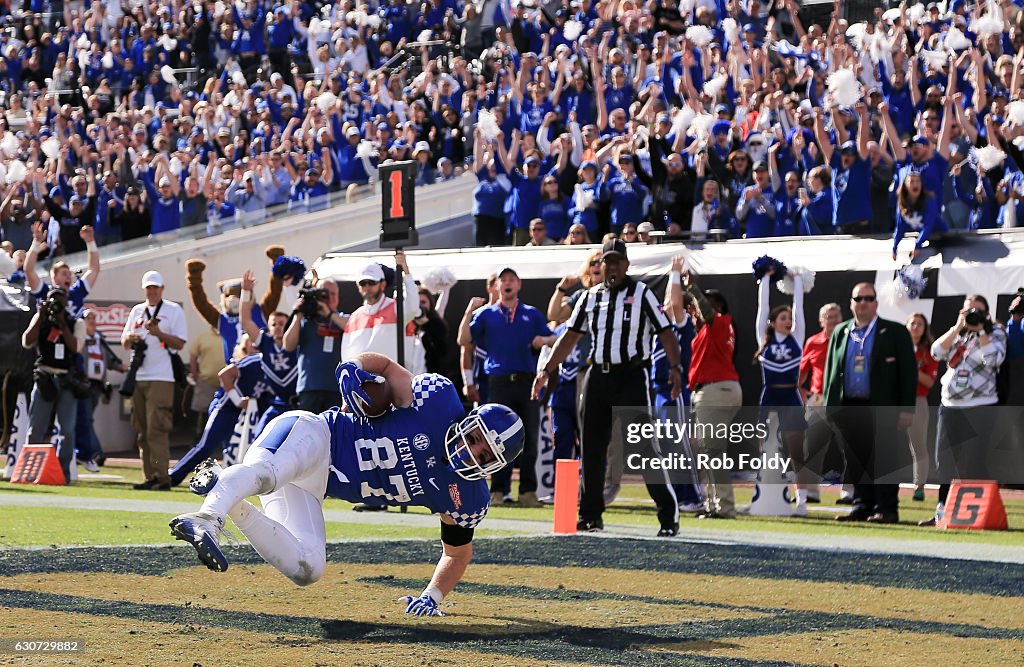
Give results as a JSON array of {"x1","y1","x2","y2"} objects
[{"x1": 567, "y1": 277, "x2": 670, "y2": 365}]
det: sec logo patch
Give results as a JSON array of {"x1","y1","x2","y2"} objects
[{"x1": 414, "y1": 433, "x2": 430, "y2": 451}]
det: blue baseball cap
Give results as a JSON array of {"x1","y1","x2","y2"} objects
[
  {"x1": 715, "y1": 103, "x2": 731, "y2": 114},
  {"x1": 908, "y1": 134, "x2": 930, "y2": 146},
  {"x1": 69, "y1": 194, "x2": 83, "y2": 205},
  {"x1": 580, "y1": 160, "x2": 597, "y2": 170},
  {"x1": 711, "y1": 119, "x2": 732, "y2": 135},
  {"x1": 524, "y1": 155, "x2": 540, "y2": 165},
  {"x1": 49, "y1": 186, "x2": 62, "y2": 199}
]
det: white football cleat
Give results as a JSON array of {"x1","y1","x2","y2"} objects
[{"x1": 169, "y1": 511, "x2": 229, "y2": 572}]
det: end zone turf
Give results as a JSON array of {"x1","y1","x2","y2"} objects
[{"x1": 1, "y1": 536, "x2": 1021, "y2": 666}]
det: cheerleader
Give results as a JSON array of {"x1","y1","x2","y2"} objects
[{"x1": 754, "y1": 266, "x2": 808, "y2": 514}]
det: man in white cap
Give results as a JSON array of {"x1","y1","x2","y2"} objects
[
  {"x1": 120, "y1": 270, "x2": 188, "y2": 490},
  {"x1": 341, "y1": 251, "x2": 421, "y2": 371}
]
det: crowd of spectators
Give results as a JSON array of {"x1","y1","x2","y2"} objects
[{"x1": 0, "y1": 1, "x2": 1022, "y2": 256}]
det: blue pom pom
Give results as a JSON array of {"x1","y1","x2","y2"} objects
[
  {"x1": 751, "y1": 255, "x2": 787, "y2": 282},
  {"x1": 379, "y1": 264, "x2": 396, "y2": 291},
  {"x1": 272, "y1": 255, "x2": 307, "y2": 285}
]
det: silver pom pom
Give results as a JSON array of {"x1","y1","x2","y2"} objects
[{"x1": 422, "y1": 267, "x2": 458, "y2": 294}]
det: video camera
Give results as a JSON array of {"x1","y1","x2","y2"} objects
[{"x1": 297, "y1": 283, "x2": 329, "y2": 318}]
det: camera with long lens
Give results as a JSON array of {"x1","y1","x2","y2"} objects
[
  {"x1": 964, "y1": 308, "x2": 994, "y2": 333},
  {"x1": 1011, "y1": 288, "x2": 1024, "y2": 315},
  {"x1": 118, "y1": 339, "x2": 147, "y2": 397},
  {"x1": 965, "y1": 308, "x2": 987, "y2": 327},
  {"x1": 297, "y1": 284, "x2": 329, "y2": 318},
  {"x1": 42, "y1": 297, "x2": 65, "y2": 323}
]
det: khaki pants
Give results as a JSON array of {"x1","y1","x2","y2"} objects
[
  {"x1": 693, "y1": 381, "x2": 742, "y2": 516},
  {"x1": 132, "y1": 380, "x2": 175, "y2": 484}
]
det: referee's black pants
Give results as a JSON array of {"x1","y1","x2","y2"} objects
[
  {"x1": 580, "y1": 365, "x2": 678, "y2": 529},
  {"x1": 487, "y1": 374, "x2": 539, "y2": 497}
]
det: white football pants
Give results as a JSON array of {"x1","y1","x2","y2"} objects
[{"x1": 201, "y1": 411, "x2": 331, "y2": 586}]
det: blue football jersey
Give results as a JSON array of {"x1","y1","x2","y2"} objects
[
  {"x1": 219, "y1": 306, "x2": 266, "y2": 363},
  {"x1": 323, "y1": 374, "x2": 491, "y2": 528},
  {"x1": 235, "y1": 354, "x2": 274, "y2": 402},
  {"x1": 256, "y1": 329, "x2": 298, "y2": 403}
]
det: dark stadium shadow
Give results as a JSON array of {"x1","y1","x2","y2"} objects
[
  {"x1": 320, "y1": 615, "x2": 685, "y2": 651},
  {"x1": 930, "y1": 232, "x2": 1011, "y2": 263}
]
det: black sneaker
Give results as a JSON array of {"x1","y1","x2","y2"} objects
[
  {"x1": 577, "y1": 518, "x2": 604, "y2": 532},
  {"x1": 353, "y1": 504, "x2": 388, "y2": 512},
  {"x1": 657, "y1": 523, "x2": 679, "y2": 537},
  {"x1": 133, "y1": 477, "x2": 158, "y2": 490}
]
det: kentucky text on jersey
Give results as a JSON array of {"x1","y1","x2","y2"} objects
[{"x1": 321, "y1": 374, "x2": 490, "y2": 528}]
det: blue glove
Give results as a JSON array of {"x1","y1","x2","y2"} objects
[
  {"x1": 399, "y1": 593, "x2": 445, "y2": 617},
  {"x1": 335, "y1": 362, "x2": 384, "y2": 420}
]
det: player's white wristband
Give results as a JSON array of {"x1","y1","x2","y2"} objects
[
  {"x1": 240, "y1": 289, "x2": 252, "y2": 303},
  {"x1": 86, "y1": 240, "x2": 98, "y2": 253},
  {"x1": 461, "y1": 368, "x2": 474, "y2": 387},
  {"x1": 351, "y1": 358, "x2": 363, "y2": 371},
  {"x1": 226, "y1": 388, "x2": 244, "y2": 407},
  {"x1": 29, "y1": 240, "x2": 41, "y2": 256},
  {"x1": 670, "y1": 272, "x2": 681, "y2": 285},
  {"x1": 422, "y1": 585, "x2": 444, "y2": 605}
]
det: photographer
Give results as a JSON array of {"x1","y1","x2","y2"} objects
[
  {"x1": 120, "y1": 271, "x2": 188, "y2": 491},
  {"x1": 21, "y1": 287, "x2": 86, "y2": 483},
  {"x1": 920, "y1": 295, "x2": 1007, "y2": 527},
  {"x1": 75, "y1": 309, "x2": 125, "y2": 471},
  {"x1": 283, "y1": 278, "x2": 348, "y2": 413}
]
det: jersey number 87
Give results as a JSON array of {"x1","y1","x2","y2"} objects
[{"x1": 356, "y1": 437, "x2": 411, "y2": 503}]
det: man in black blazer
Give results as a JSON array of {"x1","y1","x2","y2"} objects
[{"x1": 823, "y1": 282, "x2": 917, "y2": 523}]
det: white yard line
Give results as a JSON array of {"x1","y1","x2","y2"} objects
[{"x1": 2, "y1": 492, "x2": 1022, "y2": 563}]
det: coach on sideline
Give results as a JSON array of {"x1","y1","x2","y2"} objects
[
  {"x1": 534, "y1": 239, "x2": 683, "y2": 536},
  {"x1": 470, "y1": 266, "x2": 554, "y2": 507}
]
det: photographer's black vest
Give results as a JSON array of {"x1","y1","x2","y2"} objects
[{"x1": 37, "y1": 318, "x2": 72, "y2": 371}]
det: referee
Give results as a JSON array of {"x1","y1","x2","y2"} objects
[{"x1": 533, "y1": 239, "x2": 684, "y2": 536}]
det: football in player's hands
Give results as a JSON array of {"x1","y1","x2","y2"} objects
[
  {"x1": 336, "y1": 362, "x2": 391, "y2": 419},
  {"x1": 356, "y1": 376, "x2": 391, "y2": 418}
]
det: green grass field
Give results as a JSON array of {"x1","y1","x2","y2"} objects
[{"x1": 2, "y1": 463, "x2": 1023, "y2": 548}]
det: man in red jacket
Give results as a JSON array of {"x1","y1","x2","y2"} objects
[
  {"x1": 683, "y1": 266, "x2": 742, "y2": 519},
  {"x1": 798, "y1": 303, "x2": 843, "y2": 504}
]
